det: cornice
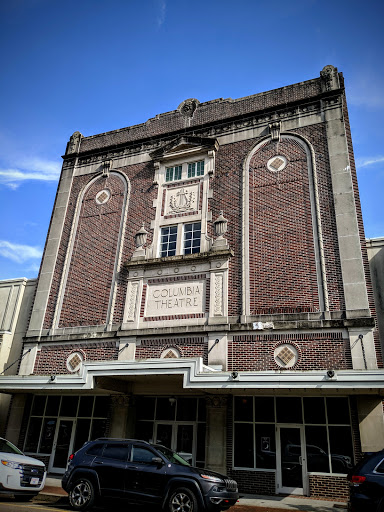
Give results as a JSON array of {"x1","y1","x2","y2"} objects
[{"x1": 62, "y1": 90, "x2": 343, "y2": 168}]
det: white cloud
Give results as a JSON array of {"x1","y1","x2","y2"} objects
[
  {"x1": 0, "y1": 157, "x2": 61, "y2": 188},
  {"x1": 356, "y1": 156, "x2": 384, "y2": 169},
  {"x1": 0, "y1": 241, "x2": 43, "y2": 263},
  {"x1": 156, "y1": 0, "x2": 166, "y2": 27}
]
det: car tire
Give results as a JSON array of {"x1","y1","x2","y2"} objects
[
  {"x1": 168, "y1": 487, "x2": 198, "y2": 512},
  {"x1": 68, "y1": 478, "x2": 96, "y2": 511},
  {"x1": 14, "y1": 495, "x2": 34, "y2": 502}
]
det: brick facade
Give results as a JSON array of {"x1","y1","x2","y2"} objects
[{"x1": 5, "y1": 67, "x2": 382, "y2": 503}]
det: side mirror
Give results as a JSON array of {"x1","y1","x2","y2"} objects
[{"x1": 152, "y1": 457, "x2": 164, "y2": 465}]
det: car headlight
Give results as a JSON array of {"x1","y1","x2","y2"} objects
[
  {"x1": 1, "y1": 460, "x2": 22, "y2": 470},
  {"x1": 200, "y1": 474, "x2": 224, "y2": 484}
]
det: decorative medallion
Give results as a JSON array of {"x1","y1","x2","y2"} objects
[
  {"x1": 95, "y1": 189, "x2": 111, "y2": 205},
  {"x1": 267, "y1": 155, "x2": 287, "y2": 172},
  {"x1": 66, "y1": 351, "x2": 84, "y2": 373},
  {"x1": 273, "y1": 343, "x2": 299, "y2": 368},
  {"x1": 161, "y1": 347, "x2": 181, "y2": 359},
  {"x1": 165, "y1": 184, "x2": 198, "y2": 215},
  {"x1": 177, "y1": 98, "x2": 200, "y2": 118}
]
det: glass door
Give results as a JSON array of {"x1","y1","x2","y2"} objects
[
  {"x1": 155, "y1": 423, "x2": 196, "y2": 465},
  {"x1": 276, "y1": 426, "x2": 307, "y2": 495},
  {"x1": 49, "y1": 418, "x2": 76, "y2": 474}
]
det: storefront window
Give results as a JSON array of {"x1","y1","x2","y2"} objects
[
  {"x1": 255, "y1": 424, "x2": 276, "y2": 469},
  {"x1": 234, "y1": 396, "x2": 253, "y2": 421},
  {"x1": 305, "y1": 426, "x2": 330, "y2": 473},
  {"x1": 234, "y1": 423, "x2": 254, "y2": 468},
  {"x1": 233, "y1": 396, "x2": 354, "y2": 474},
  {"x1": 304, "y1": 397, "x2": 326, "y2": 424},
  {"x1": 326, "y1": 397, "x2": 350, "y2": 424},
  {"x1": 40, "y1": 418, "x2": 57, "y2": 453},
  {"x1": 24, "y1": 395, "x2": 109, "y2": 455},
  {"x1": 255, "y1": 397, "x2": 275, "y2": 422},
  {"x1": 135, "y1": 396, "x2": 206, "y2": 467},
  {"x1": 328, "y1": 426, "x2": 354, "y2": 474},
  {"x1": 24, "y1": 417, "x2": 42, "y2": 452},
  {"x1": 156, "y1": 397, "x2": 176, "y2": 420},
  {"x1": 276, "y1": 397, "x2": 302, "y2": 423}
]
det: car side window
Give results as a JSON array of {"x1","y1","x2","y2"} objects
[
  {"x1": 375, "y1": 459, "x2": 384, "y2": 473},
  {"x1": 102, "y1": 443, "x2": 130, "y2": 462},
  {"x1": 131, "y1": 446, "x2": 156, "y2": 464},
  {"x1": 85, "y1": 443, "x2": 104, "y2": 456}
]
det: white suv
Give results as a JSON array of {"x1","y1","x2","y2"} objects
[{"x1": 0, "y1": 437, "x2": 46, "y2": 501}]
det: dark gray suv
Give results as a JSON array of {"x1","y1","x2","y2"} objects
[{"x1": 62, "y1": 438, "x2": 238, "y2": 511}]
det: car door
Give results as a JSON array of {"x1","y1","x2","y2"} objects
[
  {"x1": 91, "y1": 442, "x2": 129, "y2": 498},
  {"x1": 126, "y1": 444, "x2": 168, "y2": 504}
]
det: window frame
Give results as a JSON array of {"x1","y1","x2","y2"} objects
[
  {"x1": 159, "y1": 225, "x2": 178, "y2": 257},
  {"x1": 183, "y1": 222, "x2": 201, "y2": 255}
]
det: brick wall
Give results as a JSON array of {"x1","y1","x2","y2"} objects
[
  {"x1": 33, "y1": 341, "x2": 118, "y2": 375},
  {"x1": 309, "y1": 475, "x2": 349, "y2": 501},
  {"x1": 136, "y1": 337, "x2": 208, "y2": 365},
  {"x1": 249, "y1": 137, "x2": 319, "y2": 314},
  {"x1": 58, "y1": 174, "x2": 126, "y2": 327},
  {"x1": 229, "y1": 333, "x2": 352, "y2": 371},
  {"x1": 210, "y1": 139, "x2": 254, "y2": 316}
]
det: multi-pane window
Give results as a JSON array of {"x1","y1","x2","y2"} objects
[
  {"x1": 183, "y1": 223, "x2": 201, "y2": 254},
  {"x1": 135, "y1": 397, "x2": 206, "y2": 467},
  {"x1": 24, "y1": 395, "x2": 109, "y2": 455},
  {"x1": 160, "y1": 226, "x2": 177, "y2": 257},
  {"x1": 166, "y1": 165, "x2": 182, "y2": 182},
  {"x1": 233, "y1": 396, "x2": 354, "y2": 474},
  {"x1": 187, "y1": 160, "x2": 204, "y2": 178}
]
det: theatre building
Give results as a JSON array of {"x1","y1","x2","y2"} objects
[{"x1": 1, "y1": 65, "x2": 384, "y2": 500}]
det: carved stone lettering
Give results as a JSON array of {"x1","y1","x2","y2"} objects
[{"x1": 145, "y1": 280, "x2": 205, "y2": 316}]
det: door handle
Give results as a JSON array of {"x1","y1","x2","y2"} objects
[{"x1": 94, "y1": 461, "x2": 104, "y2": 465}]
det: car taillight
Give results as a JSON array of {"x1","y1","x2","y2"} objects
[
  {"x1": 351, "y1": 475, "x2": 366, "y2": 484},
  {"x1": 68, "y1": 454, "x2": 74, "y2": 461}
]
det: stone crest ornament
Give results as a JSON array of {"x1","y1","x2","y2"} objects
[
  {"x1": 66, "y1": 131, "x2": 83, "y2": 154},
  {"x1": 178, "y1": 98, "x2": 200, "y2": 118},
  {"x1": 169, "y1": 188, "x2": 196, "y2": 213},
  {"x1": 320, "y1": 65, "x2": 340, "y2": 92}
]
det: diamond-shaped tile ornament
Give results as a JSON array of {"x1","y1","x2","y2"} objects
[
  {"x1": 267, "y1": 155, "x2": 287, "y2": 172},
  {"x1": 96, "y1": 189, "x2": 111, "y2": 204},
  {"x1": 277, "y1": 347, "x2": 295, "y2": 365},
  {"x1": 274, "y1": 343, "x2": 298, "y2": 368},
  {"x1": 66, "y1": 352, "x2": 83, "y2": 372}
]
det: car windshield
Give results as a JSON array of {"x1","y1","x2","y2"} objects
[
  {"x1": 0, "y1": 438, "x2": 23, "y2": 455},
  {"x1": 155, "y1": 445, "x2": 191, "y2": 466}
]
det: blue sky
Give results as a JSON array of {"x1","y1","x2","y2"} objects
[{"x1": 0, "y1": 0, "x2": 383, "y2": 280}]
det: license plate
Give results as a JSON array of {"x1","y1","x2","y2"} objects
[{"x1": 30, "y1": 478, "x2": 39, "y2": 485}]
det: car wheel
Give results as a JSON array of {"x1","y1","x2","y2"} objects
[
  {"x1": 69, "y1": 478, "x2": 95, "y2": 511},
  {"x1": 168, "y1": 487, "x2": 197, "y2": 512},
  {"x1": 14, "y1": 495, "x2": 34, "y2": 502}
]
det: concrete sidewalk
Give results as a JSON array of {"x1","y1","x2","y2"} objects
[
  {"x1": 238, "y1": 494, "x2": 347, "y2": 511},
  {"x1": 41, "y1": 477, "x2": 348, "y2": 511}
]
